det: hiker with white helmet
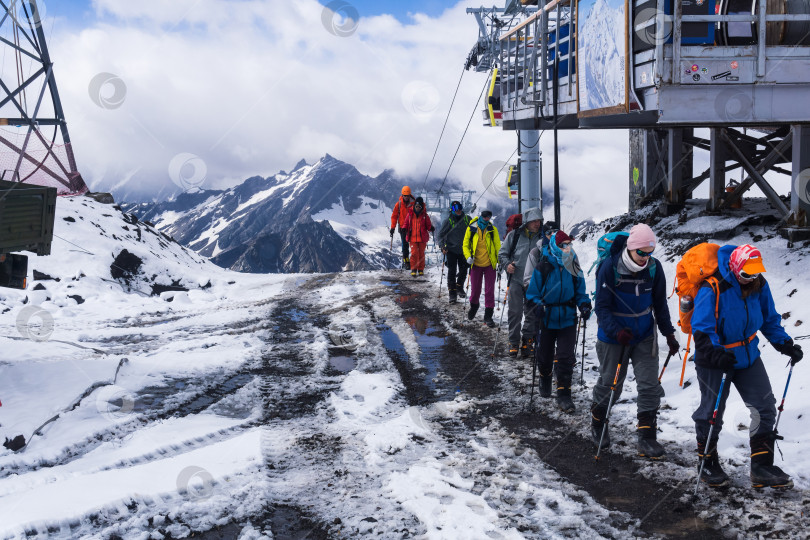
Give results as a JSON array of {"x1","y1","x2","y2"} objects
[
  {"x1": 498, "y1": 207, "x2": 544, "y2": 357},
  {"x1": 591, "y1": 223, "x2": 680, "y2": 459}
]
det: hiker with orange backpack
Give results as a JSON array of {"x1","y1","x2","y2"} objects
[
  {"x1": 390, "y1": 186, "x2": 415, "y2": 268},
  {"x1": 686, "y1": 244, "x2": 802, "y2": 489},
  {"x1": 402, "y1": 197, "x2": 434, "y2": 277},
  {"x1": 498, "y1": 207, "x2": 544, "y2": 358},
  {"x1": 591, "y1": 224, "x2": 680, "y2": 459}
]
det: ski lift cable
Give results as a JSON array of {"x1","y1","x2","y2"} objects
[
  {"x1": 435, "y1": 74, "x2": 491, "y2": 197},
  {"x1": 421, "y1": 65, "x2": 466, "y2": 193},
  {"x1": 471, "y1": 147, "x2": 516, "y2": 209}
]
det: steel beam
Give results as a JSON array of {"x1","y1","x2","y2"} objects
[
  {"x1": 791, "y1": 125, "x2": 810, "y2": 227},
  {"x1": 708, "y1": 128, "x2": 727, "y2": 211}
]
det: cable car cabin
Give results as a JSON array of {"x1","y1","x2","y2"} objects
[
  {"x1": 496, "y1": 0, "x2": 810, "y2": 129},
  {"x1": 483, "y1": 69, "x2": 504, "y2": 127}
]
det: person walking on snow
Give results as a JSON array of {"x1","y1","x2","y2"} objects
[
  {"x1": 524, "y1": 230, "x2": 591, "y2": 412},
  {"x1": 463, "y1": 210, "x2": 501, "y2": 328},
  {"x1": 691, "y1": 244, "x2": 802, "y2": 489},
  {"x1": 591, "y1": 223, "x2": 680, "y2": 459},
  {"x1": 390, "y1": 186, "x2": 415, "y2": 268},
  {"x1": 438, "y1": 200, "x2": 472, "y2": 303},
  {"x1": 498, "y1": 207, "x2": 544, "y2": 357},
  {"x1": 402, "y1": 197, "x2": 433, "y2": 277}
]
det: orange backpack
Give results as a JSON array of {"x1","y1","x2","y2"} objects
[{"x1": 672, "y1": 243, "x2": 722, "y2": 385}]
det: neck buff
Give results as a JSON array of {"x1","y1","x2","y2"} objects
[
  {"x1": 621, "y1": 248, "x2": 648, "y2": 273},
  {"x1": 549, "y1": 232, "x2": 578, "y2": 273},
  {"x1": 477, "y1": 217, "x2": 488, "y2": 230}
]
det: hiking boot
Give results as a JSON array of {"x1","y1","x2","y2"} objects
[
  {"x1": 467, "y1": 303, "x2": 479, "y2": 321},
  {"x1": 539, "y1": 375, "x2": 552, "y2": 398},
  {"x1": 555, "y1": 375, "x2": 575, "y2": 412},
  {"x1": 697, "y1": 439, "x2": 730, "y2": 488},
  {"x1": 750, "y1": 432, "x2": 793, "y2": 489},
  {"x1": 591, "y1": 406, "x2": 610, "y2": 450},
  {"x1": 418, "y1": 270, "x2": 424, "y2": 276},
  {"x1": 449, "y1": 289, "x2": 457, "y2": 304},
  {"x1": 508, "y1": 343, "x2": 519, "y2": 358},
  {"x1": 521, "y1": 336, "x2": 535, "y2": 358},
  {"x1": 455, "y1": 287, "x2": 466, "y2": 299},
  {"x1": 410, "y1": 270, "x2": 417, "y2": 277},
  {"x1": 636, "y1": 410, "x2": 665, "y2": 460},
  {"x1": 483, "y1": 307, "x2": 496, "y2": 328}
]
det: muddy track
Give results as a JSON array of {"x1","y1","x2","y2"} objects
[{"x1": 384, "y1": 274, "x2": 724, "y2": 538}]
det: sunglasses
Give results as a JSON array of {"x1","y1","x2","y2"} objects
[
  {"x1": 634, "y1": 248, "x2": 654, "y2": 258},
  {"x1": 451, "y1": 205, "x2": 462, "y2": 211},
  {"x1": 739, "y1": 270, "x2": 760, "y2": 280},
  {"x1": 560, "y1": 242, "x2": 572, "y2": 249}
]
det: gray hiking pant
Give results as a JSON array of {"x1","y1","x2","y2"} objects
[
  {"x1": 692, "y1": 357, "x2": 776, "y2": 441},
  {"x1": 507, "y1": 279, "x2": 536, "y2": 346},
  {"x1": 592, "y1": 334, "x2": 664, "y2": 415}
]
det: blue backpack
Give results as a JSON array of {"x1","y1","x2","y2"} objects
[{"x1": 588, "y1": 231, "x2": 629, "y2": 276}]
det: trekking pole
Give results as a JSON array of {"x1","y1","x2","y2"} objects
[
  {"x1": 679, "y1": 334, "x2": 692, "y2": 387},
  {"x1": 774, "y1": 362, "x2": 794, "y2": 435},
  {"x1": 491, "y1": 274, "x2": 512, "y2": 357},
  {"x1": 579, "y1": 317, "x2": 587, "y2": 386},
  {"x1": 596, "y1": 347, "x2": 626, "y2": 461},
  {"x1": 437, "y1": 253, "x2": 446, "y2": 298},
  {"x1": 530, "y1": 339, "x2": 538, "y2": 407},
  {"x1": 658, "y1": 351, "x2": 676, "y2": 382},
  {"x1": 694, "y1": 373, "x2": 729, "y2": 496},
  {"x1": 386, "y1": 231, "x2": 393, "y2": 271},
  {"x1": 496, "y1": 269, "x2": 502, "y2": 310}
]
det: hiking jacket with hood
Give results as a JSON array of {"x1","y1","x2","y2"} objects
[
  {"x1": 692, "y1": 245, "x2": 791, "y2": 369},
  {"x1": 463, "y1": 219, "x2": 501, "y2": 269},
  {"x1": 594, "y1": 234, "x2": 675, "y2": 345},
  {"x1": 498, "y1": 226, "x2": 542, "y2": 284},
  {"x1": 525, "y1": 243, "x2": 589, "y2": 330},
  {"x1": 390, "y1": 196, "x2": 413, "y2": 230},
  {"x1": 403, "y1": 208, "x2": 432, "y2": 243},
  {"x1": 438, "y1": 213, "x2": 471, "y2": 255}
]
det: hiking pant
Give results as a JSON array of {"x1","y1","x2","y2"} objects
[
  {"x1": 409, "y1": 242, "x2": 426, "y2": 271},
  {"x1": 592, "y1": 334, "x2": 663, "y2": 414},
  {"x1": 507, "y1": 279, "x2": 536, "y2": 345},
  {"x1": 399, "y1": 230, "x2": 410, "y2": 260},
  {"x1": 536, "y1": 325, "x2": 577, "y2": 378},
  {"x1": 469, "y1": 265, "x2": 496, "y2": 308},
  {"x1": 446, "y1": 251, "x2": 468, "y2": 291},
  {"x1": 692, "y1": 357, "x2": 776, "y2": 441}
]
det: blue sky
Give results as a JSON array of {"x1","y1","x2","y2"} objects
[{"x1": 51, "y1": 0, "x2": 462, "y2": 25}]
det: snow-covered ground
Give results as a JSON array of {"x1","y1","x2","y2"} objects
[{"x1": 0, "y1": 196, "x2": 808, "y2": 538}]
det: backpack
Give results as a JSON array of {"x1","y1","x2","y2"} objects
[
  {"x1": 532, "y1": 251, "x2": 579, "y2": 308},
  {"x1": 588, "y1": 231, "x2": 629, "y2": 275},
  {"x1": 672, "y1": 242, "x2": 722, "y2": 385},
  {"x1": 505, "y1": 214, "x2": 522, "y2": 236}
]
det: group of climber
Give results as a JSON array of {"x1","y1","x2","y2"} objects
[
  {"x1": 390, "y1": 186, "x2": 804, "y2": 491},
  {"x1": 389, "y1": 186, "x2": 435, "y2": 277}
]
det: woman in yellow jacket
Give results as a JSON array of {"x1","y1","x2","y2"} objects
[{"x1": 463, "y1": 210, "x2": 501, "y2": 327}]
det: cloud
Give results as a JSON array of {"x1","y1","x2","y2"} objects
[{"x1": 44, "y1": 0, "x2": 629, "y2": 219}]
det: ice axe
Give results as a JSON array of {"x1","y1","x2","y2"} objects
[
  {"x1": 695, "y1": 372, "x2": 728, "y2": 496},
  {"x1": 437, "y1": 252, "x2": 446, "y2": 298},
  {"x1": 658, "y1": 351, "x2": 677, "y2": 382},
  {"x1": 596, "y1": 346, "x2": 627, "y2": 461}
]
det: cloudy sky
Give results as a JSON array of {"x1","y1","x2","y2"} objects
[{"x1": 3, "y1": 0, "x2": 637, "y2": 220}]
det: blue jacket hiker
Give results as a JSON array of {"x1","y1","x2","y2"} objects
[
  {"x1": 590, "y1": 224, "x2": 679, "y2": 460},
  {"x1": 525, "y1": 231, "x2": 591, "y2": 413},
  {"x1": 691, "y1": 244, "x2": 802, "y2": 490}
]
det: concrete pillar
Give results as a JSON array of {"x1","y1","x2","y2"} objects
[{"x1": 519, "y1": 130, "x2": 542, "y2": 217}]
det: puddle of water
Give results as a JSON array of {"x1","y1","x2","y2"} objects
[
  {"x1": 378, "y1": 317, "x2": 448, "y2": 394},
  {"x1": 395, "y1": 294, "x2": 417, "y2": 304},
  {"x1": 329, "y1": 355, "x2": 356, "y2": 373},
  {"x1": 287, "y1": 309, "x2": 307, "y2": 322}
]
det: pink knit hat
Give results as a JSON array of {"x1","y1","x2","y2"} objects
[{"x1": 626, "y1": 223, "x2": 657, "y2": 250}]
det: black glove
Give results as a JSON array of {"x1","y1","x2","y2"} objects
[
  {"x1": 696, "y1": 348, "x2": 736, "y2": 372},
  {"x1": 578, "y1": 303, "x2": 592, "y2": 321},
  {"x1": 774, "y1": 339, "x2": 803, "y2": 366},
  {"x1": 429, "y1": 226, "x2": 435, "y2": 232},
  {"x1": 390, "y1": 227, "x2": 395, "y2": 237},
  {"x1": 665, "y1": 334, "x2": 680, "y2": 356},
  {"x1": 616, "y1": 329, "x2": 633, "y2": 346}
]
